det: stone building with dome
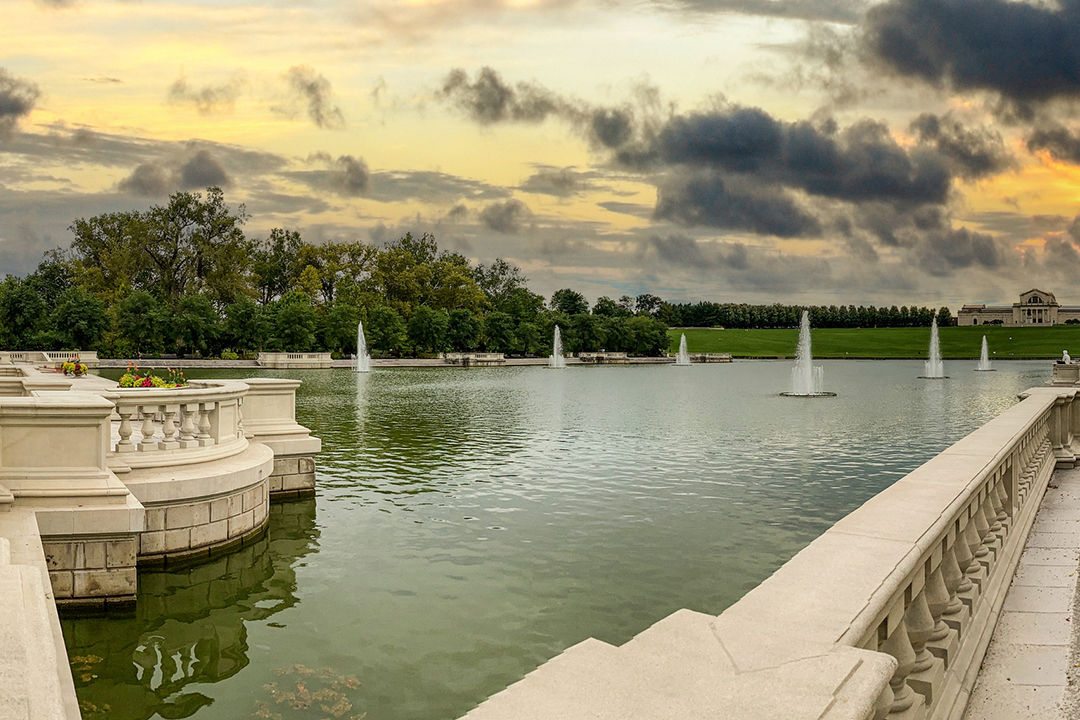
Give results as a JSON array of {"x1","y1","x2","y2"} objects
[{"x1": 957, "y1": 289, "x2": 1080, "y2": 326}]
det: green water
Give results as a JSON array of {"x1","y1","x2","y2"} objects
[{"x1": 63, "y1": 360, "x2": 1050, "y2": 720}]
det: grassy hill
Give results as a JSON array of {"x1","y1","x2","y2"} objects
[{"x1": 667, "y1": 325, "x2": 1080, "y2": 359}]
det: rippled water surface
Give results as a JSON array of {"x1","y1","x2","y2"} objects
[{"x1": 64, "y1": 360, "x2": 1050, "y2": 720}]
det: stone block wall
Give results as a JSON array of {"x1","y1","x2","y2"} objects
[
  {"x1": 268, "y1": 455, "x2": 316, "y2": 499},
  {"x1": 43, "y1": 536, "x2": 138, "y2": 611},
  {"x1": 138, "y1": 478, "x2": 270, "y2": 566}
]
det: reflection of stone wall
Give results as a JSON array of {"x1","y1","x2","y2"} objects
[
  {"x1": 268, "y1": 455, "x2": 316, "y2": 498},
  {"x1": 63, "y1": 498, "x2": 318, "y2": 720}
]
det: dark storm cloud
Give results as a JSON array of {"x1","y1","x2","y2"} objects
[
  {"x1": 179, "y1": 150, "x2": 230, "y2": 189},
  {"x1": 439, "y1": 67, "x2": 564, "y2": 124},
  {"x1": 649, "y1": 233, "x2": 710, "y2": 268},
  {"x1": 1027, "y1": 124, "x2": 1080, "y2": 164},
  {"x1": 479, "y1": 199, "x2": 531, "y2": 233},
  {"x1": 519, "y1": 167, "x2": 591, "y2": 197},
  {"x1": 589, "y1": 108, "x2": 635, "y2": 149},
  {"x1": 659, "y1": 0, "x2": 867, "y2": 23},
  {"x1": 279, "y1": 66, "x2": 345, "y2": 129},
  {"x1": 863, "y1": 0, "x2": 1080, "y2": 112},
  {"x1": 655, "y1": 171, "x2": 821, "y2": 237},
  {"x1": 167, "y1": 75, "x2": 244, "y2": 114},
  {"x1": 284, "y1": 154, "x2": 369, "y2": 197},
  {"x1": 909, "y1": 112, "x2": 1013, "y2": 180},
  {"x1": 0, "y1": 68, "x2": 40, "y2": 137},
  {"x1": 642, "y1": 109, "x2": 953, "y2": 205},
  {"x1": 914, "y1": 226, "x2": 1002, "y2": 276},
  {"x1": 117, "y1": 163, "x2": 171, "y2": 196}
]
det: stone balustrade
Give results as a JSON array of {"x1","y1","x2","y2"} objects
[
  {"x1": 256, "y1": 351, "x2": 333, "y2": 368},
  {"x1": 241, "y1": 378, "x2": 321, "y2": 497},
  {"x1": 462, "y1": 386, "x2": 1073, "y2": 720},
  {"x1": 104, "y1": 379, "x2": 249, "y2": 464},
  {"x1": 0, "y1": 350, "x2": 100, "y2": 368}
]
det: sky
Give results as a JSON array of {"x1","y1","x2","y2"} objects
[{"x1": 3, "y1": 0, "x2": 1080, "y2": 307}]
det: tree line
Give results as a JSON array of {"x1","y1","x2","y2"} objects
[
  {"x1": 0, "y1": 188, "x2": 958, "y2": 359},
  {"x1": 659, "y1": 301, "x2": 954, "y2": 329},
  {"x1": 0, "y1": 189, "x2": 669, "y2": 358}
]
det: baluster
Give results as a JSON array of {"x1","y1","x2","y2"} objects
[
  {"x1": 197, "y1": 402, "x2": 214, "y2": 447},
  {"x1": 925, "y1": 561, "x2": 959, "y2": 663},
  {"x1": 115, "y1": 404, "x2": 136, "y2": 453},
  {"x1": 138, "y1": 405, "x2": 158, "y2": 451},
  {"x1": 983, "y1": 489, "x2": 1003, "y2": 546},
  {"x1": 879, "y1": 619, "x2": 920, "y2": 715},
  {"x1": 992, "y1": 478, "x2": 1010, "y2": 534},
  {"x1": 178, "y1": 403, "x2": 198, "y2": 448},
  {"x1": 158, "y1": 404, "x2": 180, "y2": 450},
  {"x1": 237, "y1": 397, "x2": 247, "y2": 439},
  {"x1": 873, "y1": 684, "x2": 895, "y2": 720},
  {"x1": 963, "y1": 515, "x2": 986, "y2": 588},
  {"x1": 972, "y1": 499, "x2": 992, "y2": 564},
  {"x1": 906, "y1": 589, "x2": 943, "y2": 704}
]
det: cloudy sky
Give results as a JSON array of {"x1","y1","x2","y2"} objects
[{"x1": 3, "y1": 0, "x2": 1080, "y2": 306}]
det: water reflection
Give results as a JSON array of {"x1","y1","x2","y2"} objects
[
  {"x1": 71, "y1": 361, "x2": 1051, "y2": 720},
  {"x1": 63, "y1": 500, "x2": 318, "y2": 720}
]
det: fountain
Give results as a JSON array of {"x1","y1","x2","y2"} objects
[
  {"x1": 355, "y1": 321, "x2": 371, "y2": 373},
  {"x1": 548, "y1": 325, "x2": 565, "y2": 369},
  {"x1": 675, "y1": 333, "x2": 691, "y2": 366},
  {"x1": 920, "y1": 317, "x2": 947, "y2": 379},
  {"x1": 974, "y1": 335, "x2": 994, "y2": 372},
  {"x1": 780, "y1": 311, "x2": 835, "y2": 397}
]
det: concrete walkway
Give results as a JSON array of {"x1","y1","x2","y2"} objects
[{"x1": 965, "y1": 466, "x2": 1080, "y2": 719}]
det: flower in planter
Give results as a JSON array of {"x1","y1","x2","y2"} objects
[{"x1": 118, "y1": 363, "x2": 188, "y2": 389}]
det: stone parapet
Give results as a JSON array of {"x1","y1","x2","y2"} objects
[
  {"x1": 268, "y1": 455, "x2": 316, "y2": 498},
  {"x1": 462, "y1": 386, "x2": 1073, "y2": 720},
  {"x1": 256, "y1": 351, "x2": 333, "y2": 368}
]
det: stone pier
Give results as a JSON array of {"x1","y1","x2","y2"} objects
[{"x1": 0, "y1": 364, "x2": 321, "y2": 719}]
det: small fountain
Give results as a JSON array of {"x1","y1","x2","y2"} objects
[
  {"x1": 675, "y1": 333, "x2": 691, "y2": 366},
  {"x1": 548, "y1": 325, "x2": 565, "y2": 369},
  {"x1": 974, "y1": 335, "x2": 994, "y2": 372},
  {"x1": 355, "y1": 321, "x2": 371, "y2": 373},
  {"x1": 919, "y1": 317, "x2": 947, "y2": 379},
  {"x1": 780, "y1": 311, "x2": 835, "y2": 397}
]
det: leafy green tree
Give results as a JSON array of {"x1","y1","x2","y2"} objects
[
  {"x1": 593, "y1": 296, "x2": 631, "y2": 317},
  {"x1": 446, "y1": 308, "x2": 482, "y2": 352},
  {"x1": 165, "y1": 294, "x2": 220, "y2": 356},
  {"x1": 252, "y1": 228, "x2": 303, "y2": 305},
  {"x1": 627, "y1": 316, "x2": 668, "y2": 355},
  {"x1": 571, "y1": 313, "x2": 604, "y2": 351},
  {"x1": 115, "y1": 290, "x2": 162, "y2": 355},
  {"x1": 365, "y1": 305, "x2": 407, "y2": 354},
  {"x1": 515, "y1": 321, "x2": 540, "y2": 355},
  {"x1": 0, "y1": 277, "x2": 46, "y2": 348},
  {"x1": 551, "y1": 288, "x2": 589, "y2": 316},
  {"x1": 635, "y1": 293, "x2": 662, "y2": 317},
  {"x1": 49, "y1": 286, "x2": 107, "y2": 349},
  {"x1": 483, "y1": 311, "x2": 516, "y2": 352},
  {"x1": 320, "y1": 301, "x2": 361, "y2": 355},
  {"x1": 408, "y1": 305, "x2": 449, "y2": 353},
  {"x1": 69, "y1": 187, "x2": 253, "y2": 306},
  {"x1": 272, "y1": 292, "x2": 316, "y2": 352},
  {"x1": 222, "y1": 297, "x2": 269, "y2": 353},
  {"x1": 937, "y1": 306, "x2": 954, "y2": 326}
]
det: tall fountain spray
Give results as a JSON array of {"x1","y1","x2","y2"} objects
[
  {"x1": 781, "y1": 311, "x2": 834, "y2": 397},
  {"x1": 548, "y1": 325, "x2": 565, "y2": 368},
  {"x1": 675, "y1": 333, "x2": 691, "y2": 366},
  {"x1": 975, "y1": 335, "x2": 994, "y2": 372},
  {"x1": 355, "y1": 321, "x2": 371, "y2": 373},
  {"x1": 921, "y1": 318, "x2": 947, "y2": 378}
]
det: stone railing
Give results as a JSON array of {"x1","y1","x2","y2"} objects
[
  {"x1": 104, "y1": 380, "x2": 249, "y2": 467},
  {"x1": 256, "y1": 351, "x2": 333, "y2": 368},
  {"x1": 0, "y1": 350, "x2": 100, "y2": 368},
  {"x1": 463, "y1": 386, "x2": 1072, "y2": 720}
]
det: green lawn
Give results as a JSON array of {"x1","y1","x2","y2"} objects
[{"x1": 667, "y1": 325, "x2": 1080, "y2": 359}]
